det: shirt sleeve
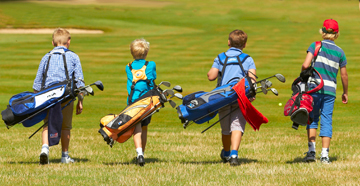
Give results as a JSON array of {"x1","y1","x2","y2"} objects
[
  {"x1": 307, "y1": 42, "x2": 316, "y2": 55},
  {"x1": 72, "y1": 54, "x2": 85, "y2": 88},
  {"x1": 211, "y1": 56, "x2": 221, "y2": 70},
  {"x1": 245, "y1": 56, "x2": 256, "y2": 70},
  {"x1": 32, "y1": 54, "x2": 49, "y2": 91},
  {"x1": 340, "y1": 52, "x2": 347, "y2": 68}
]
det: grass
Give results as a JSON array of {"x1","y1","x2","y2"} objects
[{"x1": 1, "y1": 0, "x2": 360, "y2": 185}]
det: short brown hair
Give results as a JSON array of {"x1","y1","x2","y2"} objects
[
  {"x1": 52, "y1": 28, "x2": 71, "y2": 46},
  {"x1": 228, "y1": 30, "x2": 247, "y2": 49},
  {"x1": 130, "y1": 38, "x2": 150, "y2": 59}
]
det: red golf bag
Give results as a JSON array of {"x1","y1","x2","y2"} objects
[{"x1": 284, "y1": 41, "x2": 323, "y2": 129}]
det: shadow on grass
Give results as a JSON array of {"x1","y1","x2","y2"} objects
[
  {"x1": 8, "y1": 158, "x2": 89, "y2": 164},
  {"x1": 103, "y1": 158, "x2": 162, "y2": 165},
  {"x1": 181, "y1": 158, "x2": 258, "y2": 165},
  {"x1": 286, "y1": 156, "x2": 338, "y2": 164}
]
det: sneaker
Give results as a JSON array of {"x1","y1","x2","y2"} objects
[
  {"x1": 61, "y1": 156, "x2": 75, "y2": 164},
  {"x1": 320, "y1": 156, "x2": 331, "y2": 164},
  {"x1": 229, "y1": 156, "x2": 239, "y2": 166},
  {"x1": 220, "y1": 150, "x2": 230, "y2": 163},
  {"x1": 39, "y1": 152, "x2": 49, "y2": 165},
  {"x1": 136, "y1": 155, "x2": 145, "y2": 166},
  {"x1": 303, "y1": 151, "x2": 316, "y2": 162}
]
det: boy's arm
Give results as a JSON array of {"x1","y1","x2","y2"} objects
[
  {"x1": 340, "y1": 66, "x2": 348, "y2": 104},
  {"x1": 302, "y1": 52, "x2": 314, "y2": 71},
  {"x1": 207, "y1": 68, "x2": 219, "y2": 81}
]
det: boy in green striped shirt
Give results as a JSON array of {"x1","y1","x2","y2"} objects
[{"x1": 302, "y1": 19, "x2": 348, "y2": 164}]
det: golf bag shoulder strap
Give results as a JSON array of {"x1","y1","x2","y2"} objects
[
  {"x1": 216, "y1": 52, "x2": 250, "y2": 87},
  {"x1": 128, "y1": 61, "x2": 152, "y2": 104},
  {"x1": 41, "y1": 49, "x2": 71, "y2": 90}
]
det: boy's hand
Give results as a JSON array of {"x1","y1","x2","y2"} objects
[
  {"x1": 76, "y1": 100, "x2": 83, "y2": 115},
  {"x1": 342, "y1": 93, "x2": 348, "y2": 104},
  {"x1": 249, "y1": 97, "x2": 256, "y2": 102}
]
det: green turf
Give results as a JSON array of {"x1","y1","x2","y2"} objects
[{"x1": 1, "y1": 0, "x2": 360, "y2": 185}]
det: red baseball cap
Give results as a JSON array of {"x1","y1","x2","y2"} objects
[{"x1": 322, "y1": 19, "x2": 339, "y2": 34}]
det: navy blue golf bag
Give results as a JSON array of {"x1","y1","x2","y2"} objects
[
  {"x1": 177, "y1": 78, "x2": 253, "y2": 125},
  {"x1": 1, "y1": 48, "x2": 77, "y2": 128}
]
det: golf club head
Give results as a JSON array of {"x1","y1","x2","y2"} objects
[
  {"x1": 174, "y1": 93, "x2": 183, "y2": 100},
  {"x1": 163, "y1": 89, "x2": 175, "y2": 97},
  {"x1": 85, "y1": 86, "x2": 94, "y2": 96},
  {"x1": 260, "y1": 81, "x2": 268, "y2": 95},
  {"x1": 94, "y1": 81, "x2": 104, "y2": 91},
  {"x1": 159, "y1": 81, "x2": 171, "y2": 87},
  {"x1": 265, "y1": 80, "x2": 272, "y2": 88},
  {"x1": 168, "y1": 100, "x2": 177, "y2": 108},
  {"x1": 172, "y1": 85, "x2": 183, "y2": 93},
  {"x1": 275, "y1": 74, "x2": 286, "y2": 83},
  {"x1": 270, "y1": 88, "x2": 278, "y2": 96}
]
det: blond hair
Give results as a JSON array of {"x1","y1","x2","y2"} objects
[
  {"x1": 130, "y1": 39, "x2": 150, "y2": 59},
  {"x1": 52, "y1": 28, "x2": 71, "y2": 46},
  {"x1": 319, "y1": 29, "x2": 339, "y2": 41},
  {"x1": 228, "y1": 30, "x2": 247, "y2": 49}
]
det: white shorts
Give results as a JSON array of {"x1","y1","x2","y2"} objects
[{"x1": 219, "y1": 104, "x2": 246, "y2": 135}]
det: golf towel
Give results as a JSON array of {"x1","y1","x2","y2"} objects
[
  {"x1": 232, "y1": 78, "x2": 268, "y2": 131},
  {"x1": 48, "y1": 102, "x2": 63, "y2": 146}
]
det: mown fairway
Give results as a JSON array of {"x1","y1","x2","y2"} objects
[{"x1": 0, "y1": 0, "x2": 359, "y2": 185}]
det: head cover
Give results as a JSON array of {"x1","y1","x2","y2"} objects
[{"x1": 322, "y1": 19, "x2": 339, "y2": 34}]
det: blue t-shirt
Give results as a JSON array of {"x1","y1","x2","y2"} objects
[
  {"x1": 212, "y1": 47, "x2": 256, "y2": 86},
  {"x1": 125, "y1": 59, "x2": 157, "y2": 104}
]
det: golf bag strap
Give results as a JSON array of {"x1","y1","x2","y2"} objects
[
  {"x1": 41, "y1": 51, "x2": 70, "y2": 89},
  {"x1": 216, "y1": 54, "x2": 229, "y2": 87},
  {"x1": 128, "y1": 61, "x2": 151, "y2": 104},
  {"x1": 216, "y1": 52, "x2": 249, "y2": 87}
]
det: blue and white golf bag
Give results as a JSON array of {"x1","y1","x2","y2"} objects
[{"x1": 177, "y1": 78, "x2": 253, "y2": 125}]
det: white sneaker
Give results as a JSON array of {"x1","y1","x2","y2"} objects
[
  {"x1": 39, "y1": 151, "x2": 49, "y2": 165},
  {"x1": 61, "y1": 156, "x2": 75, "y2": 164}
]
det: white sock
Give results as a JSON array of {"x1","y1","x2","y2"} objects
[
  {"x1": 321, "y1": 148, "x2": 329, "y2": 157},
  {"x1": 41, "y1": 144, "x2": 49, "y2": 154},
  {"x1": 308, "y1": 142, "x2": 316, "y2": 152},
  {"x1": 136, "y1": 148, "x2": 143, "y2": 157}
]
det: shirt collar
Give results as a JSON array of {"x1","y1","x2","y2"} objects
[
  {"x1": 228, "y1": 47, "x2": 242, "y2": 53},
  {"x1": 322, "y1": 39, "x2": 335, "y2": 44},
  {"x1": 133, "y1": 59, "x2": 146, "y2": 63}
]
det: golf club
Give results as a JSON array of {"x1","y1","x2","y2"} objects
[
  {"x1": 163, "y1": 89, "x2": 175, "y2": 97},
  {"x1": 90, "y1": 80, "x2": 104, "y2": 91},
  {"x1": 168, "y1": 100, "x2": 177, "y2": 108},
  {"x1": 172, "y1": 85, "x2": 183, "y2": 93},
  {"x1": 260, "y1": 81, "x2": 268, "y2": 95},
  {"x1": 256, "y1": 73, "x2": 286, "y2": 84},
  {"x1": 158, "y1": 81, "x2": 171, "y2": 87},
  {"x1": 257, "y1": 88, "x2": 278, "y2": 96},
  {"x1": 170, "y1": 93, "x2": 183, "y2": 100}
]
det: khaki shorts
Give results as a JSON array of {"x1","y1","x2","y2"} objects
[
  {"x1": 44, "y1": 100, "x2": 74, "y2": 130},
  {"x1": 219, "y1": 104, "x2": 246, "y2": 135}
]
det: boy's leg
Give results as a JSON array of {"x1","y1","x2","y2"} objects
[
  {"x1": 304, "y1": 94, "x2": 321, "y2": 162},
  {"x1": 40, "y1": 126, "x2": 49, "y2": 165},
  {"x1": 319, "y1": 95, "x2": 335, "y2": 164},
  {"x1": 141, "y1": 126, "x2": 148, "y2": 152},
  {"x1": 61, "y1": 101, "x2": 74, "y2": 163},
  {"x1": 133, "y1": 123, "x2": 145, "y2": 166},
  {"x1": 219, "y1": 106, "x2": 232, "y2": 162}
]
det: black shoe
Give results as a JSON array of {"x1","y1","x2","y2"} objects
[
  {"x1": 220, "y1": 150, "x2": 230, "y2": 163},
  {"x1": 229, "y1": 156, "x2": 239, "y2": 166},
  {"x1": 136, "y1": 155, "x2": 145, "y2": 166}
]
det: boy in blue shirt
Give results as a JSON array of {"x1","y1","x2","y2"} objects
[
  {"x1": 125, "y1": 38, "x2": 156, "y2": 166},
  {"x1": 207, "y1": 30, "x2": 256, "y2": 166},
  {"x1": 302, "y1": 19, "x2": 348, "y2": 164},
  {"x1": 33, "y1": 28, "x2": 85, "y2": 164}
]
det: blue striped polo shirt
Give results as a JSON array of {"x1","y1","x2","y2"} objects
[{"x1": 307, "y1": 40, "x2": 347, "y2": 96}]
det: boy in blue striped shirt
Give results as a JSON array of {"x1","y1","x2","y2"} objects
[{"x1": 302, "y1": 19, "x2": 348, "y2": 164}]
